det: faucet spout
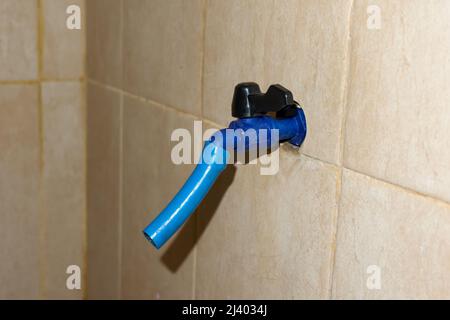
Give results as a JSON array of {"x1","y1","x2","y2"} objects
[
  {"x1": 143, "y1": 83, "x2": 307, "y2": 249},
  {"x1": 143, "y1": 141, "x2": 229, "y2": 249}
]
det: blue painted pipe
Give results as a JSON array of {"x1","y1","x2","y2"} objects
[{"x1": 143, "y1": 108, "x2": 306, "y2": 249}]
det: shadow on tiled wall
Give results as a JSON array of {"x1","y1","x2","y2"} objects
[{"x1": 162, "y1": 165, "x2": 237, "y2": 272}]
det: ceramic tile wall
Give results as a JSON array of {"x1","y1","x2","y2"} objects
[
  {"x1": 0, "y1": 0, "x2": 85, "y2": 299},
  {"x1": 86, "y1": 0, "x2": 123, "y2": 299},
  {"x1": 0, "y1": 84, "x2": 40, "y2": 299},
  {"x1": 87, "y1": 0, "x2": 450, "y2": 299},
  {"x1": 86, "y1": 83, "x2": 121, "y2": 299},
  {"x1": 334, "y1": 0, "x2": 450, "y2": 298}
]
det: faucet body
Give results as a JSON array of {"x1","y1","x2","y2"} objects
[
  {"x1": 143, "y1": 83, "x2": 307, "y2": 249},
  {"x1": 226, "y1": 108, "x2": 307, "y2": 148}
]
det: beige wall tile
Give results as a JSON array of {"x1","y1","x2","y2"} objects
[
  {"x1": 203, "y1": 0, "x2": 353, "y2": 164},
  {"x1": 0, "y1": 0, "x2": 38, "y2": 80},
  {"x1": 196, "y1": 153, "x2": 339, "y2": 299},
  {"x1": 122, "y1": 95, "x2": 198, "y2": 299},
  {"x1": 42, "y1": 0, "x2": 85, "y2": 79},
  {"x1": 87, "y1": 83, "x2": 121, "y2": 299},
  {"x1": 87, "y1": 0, "x2": 122, "y2": 87},
  {"x1": 0, "y1": 85, "x2": 40, "y2": 298},
  {"x1": 42, "y1": 81, "x2": 85, "y2": 299},
  {"x1": 333, "y1": 169, "x2": 450, "y2": 299},
  {"x1": 123, "y1": 0, "x2": 204, "y2": 116},
  {"x1": 344, "y1": 0, "x2": 450, "y2": 202}
]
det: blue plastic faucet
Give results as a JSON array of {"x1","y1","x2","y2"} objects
[{"x1": 143, "y1": 83, "x2": 307, "y2": 249}]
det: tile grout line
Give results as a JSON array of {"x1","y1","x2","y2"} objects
[
  {"x1": 337, "y1": 6, "x2": 354, "y2": 167},
  {"x1": 81, "y1": 0, "x2": 87, "y2": 82},
  {"x1": 329, "y1": 166, "x2": 343, "y2": 299},
  {"x1": 327, "y1": 165, "x2": 341, "y2": 300},
  {"x1": 86, "y1": 79, "x2": 196, "y2": 119},
  {"x1": 0, "y1": 78, "x2": 85, "y2": 84},
  {"x1": 81, "y1": 78, "x2": 88, "y2": 300},
  {"x1": 36, "y1": 0, "x2": 47, "y2": 300},
  {"x1": 193, "y1": 0, "x2": 208, "y2": 300},
  {"x1": 302, "y1": 153, "x2": 339, "y2": 169},
  {"x1": 199, "y1": 0, "x2": 208, "y2": 119},
  {"x1": 305, "y1": 153, "x2": 450, "y2": 212},
  {"x1": 81, "y1": 0, "x2": 88, "y2": 300},
  {"x1": 87, "y1": 78, "x2": 211, "y2": 123},
  {"x1": 328, "y1": 0, "x2": 355, "y2": 299},
  {"x1": 118, "y1": 0, "x2": 124, "y2": 300},
  {"x1": 118, "y1": 92, "x2": 124, "y2": 300},
  {"x1": 192, "y1": 234, "x2": 197, "y2": 300},
  {"x1": 344, "y1": 166, "x2": 450, "y2": 211},
  {"x1": 0, "y1": 80, "x2": 39, "y2": 85}
]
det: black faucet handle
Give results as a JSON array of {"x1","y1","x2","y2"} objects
[{"x1": 231, "y1": 82, "x2": 299, "y2": 118}]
